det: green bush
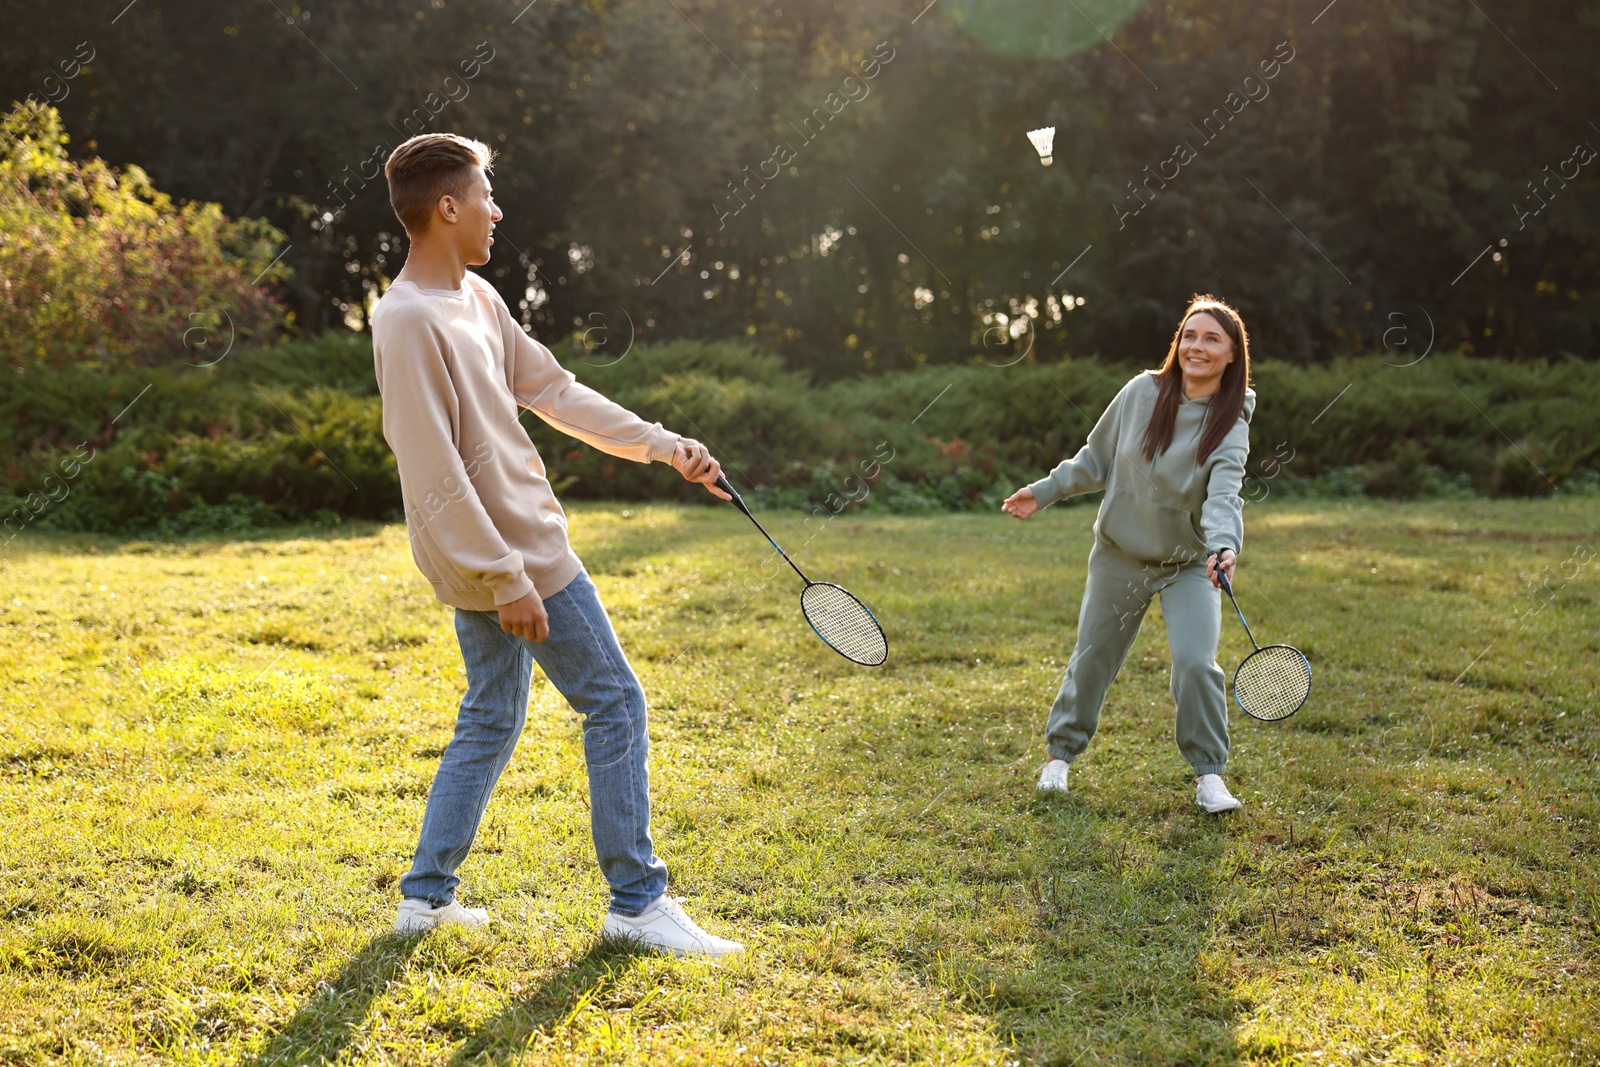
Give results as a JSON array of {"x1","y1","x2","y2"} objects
[
  {"x1": 555, "y1": 349, "x2": 1599, "y2": 509},
  {"x1": 1245, "y1": 356, "x2": 1599, "y2": 498},
  {"x1": 0, "y1": 101, "x2": 288, "y2": 372},
  {"x1": 211, "y1": 331, "x2": 380, "y2": 397},
  {"x1": 2, "y1": 335, "x2": 1597, "y2": 536},
  {"x1": 0, "y1": 357, "x2": 398, "y2": 538},
  {"x1": 536, "y1": 343, "x2": 1132, "y2": 510}
]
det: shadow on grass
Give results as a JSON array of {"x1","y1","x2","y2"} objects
[
  {"x1": 448, "y1": 937, "x2": 651, "y2": 1065},
  {"x1": 975, "y1": 796, "x2": 1248, "y2": 1066},
  {"x1": 245, "y1": 931, "x2": 423, "y2": 1067}
]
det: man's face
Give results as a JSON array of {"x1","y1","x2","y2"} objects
[{"x1": 446, "y1": 166, "x2": 502, "y2": 265}]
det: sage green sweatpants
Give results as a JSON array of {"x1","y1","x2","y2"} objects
[{"x1": 1045, "y1": 539, "x2": 1230, "y2": 775}]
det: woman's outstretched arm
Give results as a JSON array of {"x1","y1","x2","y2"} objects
[{"x1": 1002, "y1": 380, "x2": 1133, "y2": 519}]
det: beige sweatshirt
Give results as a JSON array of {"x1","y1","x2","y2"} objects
[
  {"x1": 371, "y1": 272, "x2": 680, "y2": 610},
  {"x1": 1027, "y1": 370, "x2": 1255, "y2": 564}
]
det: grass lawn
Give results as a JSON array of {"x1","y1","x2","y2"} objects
[{"x1": 0, "y1": 496, "x2": 1596, "y2": 1066}]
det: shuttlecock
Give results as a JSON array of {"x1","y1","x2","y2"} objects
[{"x1": 1028, "y1": 126, "x2": 1056, "y2": 166}]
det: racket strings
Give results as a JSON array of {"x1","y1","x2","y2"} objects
[
  {"x1": 801, "y1": 583, "x2": 887, "y2": 666},
  {"x1": 1232, "y1": 645, "x2": 1312, "y2": 721}
]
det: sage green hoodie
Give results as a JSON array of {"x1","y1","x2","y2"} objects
[{"x1": 1027, "y1": 371, "x2": 1255, "y2": 564}]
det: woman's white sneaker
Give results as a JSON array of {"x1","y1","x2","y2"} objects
[
  {"x1": 1195, "y1": 774, "x2": 1242, "y2": 813},
  {"x1": 1037, "y1": 758, "x2": 1070, "y2": 793},
  {"x1": 394, "y1": 897, "x2": 490, "y2": 934},
  {"x1": 601, "y1": 896, "x2": 744, "y2": 958}
]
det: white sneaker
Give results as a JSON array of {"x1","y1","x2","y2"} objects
[
  {"x1": 1196, "y1": 774, "x2": 1242, "y2": 814},
  {"x1": 601, "y1": 896, "x2": 744, "y2": 958},
  {"x1": 1037, "y1": 758, "x2": 1070, "y2": 793},
  {"x1": 394, "y1": 897, "x2": 490, "y2": 934}
]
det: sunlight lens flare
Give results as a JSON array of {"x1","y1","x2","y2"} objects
[{"x1": 942, "y1": 0, "x2": 1149, "y2": 60}]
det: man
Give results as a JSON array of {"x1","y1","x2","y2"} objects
[{"x1": 372, "y1": 132, "x2": 742, "y2": 958}]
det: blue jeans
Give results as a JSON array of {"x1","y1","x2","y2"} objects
[{"x1": 398, "y1": 571, "x2": 668, "y2": 916}]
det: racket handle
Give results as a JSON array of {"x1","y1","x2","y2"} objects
[
  {"x1": 713, "y1": 473, "x2": 808, "y2": 583},
  {"x1": 1210, "y1": 549, "x2": 1262, "y2": 649},
  {"x1": 715, "y1": 473, "x2": 754, "y2": 519},
  {"x1": 1209, "y1": 550, "x2": 1234, "y2": 597}
]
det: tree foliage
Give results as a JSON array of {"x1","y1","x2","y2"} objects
[{"x1": 1, "y1": 0, "x2": 1594, "y2": 375}]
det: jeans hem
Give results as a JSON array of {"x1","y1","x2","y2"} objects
[{"x1": 608, "y1": 891, "x2": 666, "y2": 919}]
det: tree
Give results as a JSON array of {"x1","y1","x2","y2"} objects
[{"x1": 1, "y1": 0, "x2": 1594, "y2": 373}]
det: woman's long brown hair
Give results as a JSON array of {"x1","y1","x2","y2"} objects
[{"x1": 1138, "y1": 294, "x2": 1252, "y2": 465}]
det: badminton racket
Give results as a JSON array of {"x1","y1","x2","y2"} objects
[
  {"x1": 715, "y1": 474, "x2": 887, "y2": 667},
  {"x1": 1212, "y1": 555, "x2": 1312, "y2": 721}
]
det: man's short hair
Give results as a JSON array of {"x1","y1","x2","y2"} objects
[{"x1": 383, "y1": 133, "x2": 493, "y2": 236}]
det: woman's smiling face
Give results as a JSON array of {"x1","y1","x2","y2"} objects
[{"x1": 1178, "y1": 310, "x2": 1235, "y2": 396}]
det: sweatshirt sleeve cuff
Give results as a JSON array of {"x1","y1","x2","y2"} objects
[
  {"x1": 492, "y1": 572, "x2": 537, "y2": 607},
  {"x1": 1027, "y1": 476, "x2": 1064, "y2": 508},
  {"x1": 647, "y1": 428, "x2": 681, "y2": 464}
]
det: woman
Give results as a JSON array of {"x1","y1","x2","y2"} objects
[{"x1": 1001, "y1": 294, "x2": 1254, "y2": 813}]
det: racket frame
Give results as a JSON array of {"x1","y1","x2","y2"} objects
[
  {"x1": 1231, "y1": 643, "x2": 1313, "y2": 721},
  {"x1": 1213, "y1": 554, "x2": 1313, "y2": 722},
  {"x1": 715, "y1": 474, "x2": 888, "y2": 666}
]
